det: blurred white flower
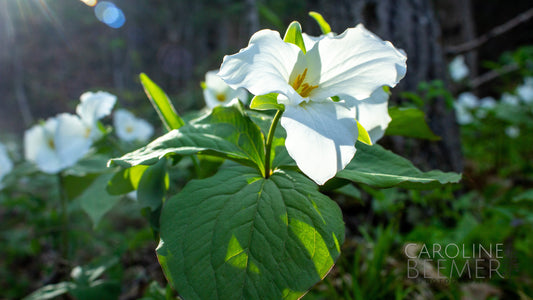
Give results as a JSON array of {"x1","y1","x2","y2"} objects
[
  {"x1": 0, "y1": 142, "x2": 13, "y2": 187},
  {"x1": 476, "y1": 96, "x2": 497, "y2": 118},
  {"x1": 516, "y1": 77, "x2": 533, "y2": 104},
  {"x1": 505, "y1": 126, "x2": 520, "y2": 138},
  {"x1": 114, "y1": 109, "x2": 154, "y2": 142},
  {"x1": 454, "y1": 92, "x2": 478, "y2": 124},
  {"x1": 202, "y1": 70, "x2": 248, "y2": 109},
  {"x1": 76, "y1": 91, "x2": 117, "y2": 140},
  {"x1": 501, "y1": 93, "x2": 519, "y2": 106},
  {"x1": 449, "y1": 55, "x2": 469, "y2": 82},
  {"x1": 457, "y1": 92, "x2": 479, "y2": 108},
  {"x1": 24, "y1": 114, "x2": 93, "y2": 174}
]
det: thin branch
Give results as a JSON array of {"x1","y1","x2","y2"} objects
[
  {"x1": 470, "y1": 63, "x2": 519, "y2": 88},
  {"x1": 446, "y1": 7, "x2": 533, "y2": 55}
]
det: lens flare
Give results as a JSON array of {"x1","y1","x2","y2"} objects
[
  {"x1": 80, "y1": 0, "x2": 97, "y2": 7},
  {"x1": 94, "y1": 1, "x2": 125, "y2": 29}
]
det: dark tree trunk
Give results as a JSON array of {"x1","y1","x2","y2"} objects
[{"x1": 314, "y1": 0, "x2": 464, "y2": 172}]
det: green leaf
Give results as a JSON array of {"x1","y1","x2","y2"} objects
[
  {"x1": 283, "y1": 21, "x2": 306, "y2": 54},
  {"x1": 106, "y1": 165, "x2": 149, "y2": 195},
  {"x1": 23, "y1": 282, "x2": 75, "y2": 300},
  {"x1": 308, "y1": 11, "x2": 331, "y2": 34},
  {"x1": 336, "y1": 142, "x2": 461, "y2": 189},
  {"x1": 385, "y1": 107, "x2": 441, "y2": 141},
  {"x1": 157, "y1": 166, "x2": 344, "y2": 299},
  {"x1": 137, "y1": 158, "x2": 169, "y2": 211},
  {"x1": 109, "y1": 104, "x2": 266, "y2": 175},
  {"x1": 356, "y1": 120, "x2": 372, "y2": 145},
  {"x1": 76, "y1": 173, "x2": 121, "y2": 228},
  {"x1": 250, "y1": 93, "x2": 284, "y2": 111},
  {"x1": 139, "y1": 73, "x2": 185, "y2": 131}
]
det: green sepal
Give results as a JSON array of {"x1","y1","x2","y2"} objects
[
  {"x1": 139, "y1": 73, "x2": 185, "y2": 131},
  {"x1": 283, "y1": 21, "x2": 306, "y2": 54},
  {"x1": 308, "y1": 11, "x2": 331, "y2": 34},
  {"x1": 356, "y1": 120, "x2": 373, "y2": 145},
  {"x1": 250, "y1": 93, "x2": 284, "y2": 111}
]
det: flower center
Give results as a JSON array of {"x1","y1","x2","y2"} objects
[
  {"x1": 126, "y1": 125, "x2": 134, "y2": 133},
  {"x1": 291, "y1": 68, "x2": 318, "y2": 98},
  {"x1": 216, "y1": 93, "x2": 226, "y2": 102},
  {"x1": 47, "y1": 138, "x2": 55, "y2": 150}
]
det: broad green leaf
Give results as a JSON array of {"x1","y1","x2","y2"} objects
[
  {"x1": 157, "y1": 166, "x2": 344, "y2": 300},
  {"x1": 137, "y1": 158, "x2": 169, "y2": 211},
  {"x1": 385, "y1": 107, "x2": 441, "y2": 141},
  {"x1": 106, "y1": 165, "x2": 149, "y2": 195},
  {"x1": 139, "y1": 73, "x2": 185, "y2": 131},
  {"x1": 109, "y1": 104, "x2": 266, "y2": 175},
  {"x1": 308, "y1": 11, "x2": 331, "y2": 34},
  {"x1": 356, "y1": 120, "x2": 372, "y2": 145},
  {"x1": 283, "y1": 21, "x2": 306, "y2": 54},
  {"x1": 336, "y1": 142, "x2": 461, "y2": 189},
  {"x1": 76, "y1": 173, "x2": 121, "y2": 228},
  {"x1": 250, "y1": 93, "x2": 284, "y2": 111}
]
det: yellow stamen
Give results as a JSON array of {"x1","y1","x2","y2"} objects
[
  {"x1": 216, "y1": 93, "x2": 226, "y2": 102},
  {"x1": 291, "y1": 68, "x2": 318, "y2": 98}
]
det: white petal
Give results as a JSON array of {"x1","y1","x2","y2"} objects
[
  {"x1": 77, "y1": 91, "x2": 117, "y2": 126},
  {"x1": 218, "y1": 29, "x2": 304, "y2": 104},
  {"x1": 0, "y1": 143, "x2": 13, "y2": 182},
  {"x1": 114, "y1": 109, "x2": 153, "y2": 142},
  {"x1": 132, "y1": 119, "x2": 154, "y2": 142},
  {"x1": 281, "y1": 101, "x2": 358, "y2": 185},
  {"x1": 345, "y1": 88, "x2": 391, "y2": 143},
  {"x1": 24, "y1": 117, "x2": 63, "y2": 174},
  {"x1": 55, "y1": 113, "x2": 92, "y2": 169},
  {"x1": 307, "y1": 24, "x2": 407, "y2": 101}
]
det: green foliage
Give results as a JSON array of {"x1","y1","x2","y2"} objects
[
  {"x1": 110, "y1": 103, "x2": 266, "y2": 175},
  {"x1": 139, "y1": 73, "x2": 185, "y2": 131},
  {"x1": 157, "y1": 165, "x2": 344, "y2": 299},
  {"x1": 385, "y1": 107, "x2": 441, "y2": 141},
  {"x1": 336, "y1": 143, "x2": 461, "y2": 189}
]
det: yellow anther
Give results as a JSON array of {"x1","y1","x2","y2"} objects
[
  {"x1": 291, "y1": 68, "x2": 318, "y2": 97},
  {"x1": 216, "y1": 93, "x2": 226, "y2": 102}
]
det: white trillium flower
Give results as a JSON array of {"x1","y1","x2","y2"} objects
[
  {"x1": 114, "y1": 109, "x2": 154, "y2": 142},
  {"x1": 505, "y1": 126, "x2": 520, "y2": 138},
  {"x1": 476, "y1": 96, "x2": 497, "y2": 119},
  {"x1": 302, "y1": 32, "x2": 392, "y2": 143},
  {"x1": 218, "y1": 24, "x2": 407, "y2": 184},
  {"x1": 448, "y1": 55, "x2": 469, "y2": 82},
  {"x1": 454, "y1": 92, "x2": 478, "y2": 125},
  {"x1": 203, "y1": 70, "x2": 248, "y2": 109},
  {"x1": 76, "y1": 91, "x2": 117, "y2": 140},
  {"x1": 0, "y1": 142, "x2": 13, "y2": 187},
  {"x1": 516, "y1": 77, "x2": 533, "y2": 104},
  {"x1": 24, "y1": 114, "x2": 93, "y2": 174},
  {"x1": 501, "y1": 93, "x2": 519, "y2": 106}
]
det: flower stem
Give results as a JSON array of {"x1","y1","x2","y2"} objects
[
  {"x1": 57, "y1": 173, "x2": 69, "y2": 259},
  {"x1": 265, "y1": 109, "x2": 283, "y2": 178}
]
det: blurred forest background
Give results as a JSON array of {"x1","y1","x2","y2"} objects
[{"x1": 1, "y1": 0, "x2": 531, "y2": 173}]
